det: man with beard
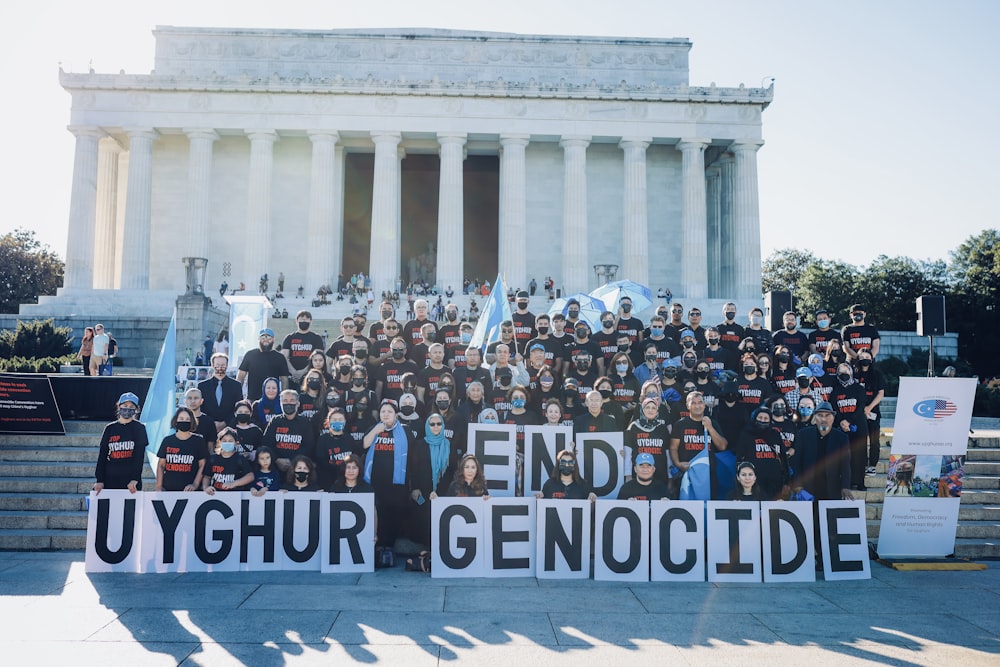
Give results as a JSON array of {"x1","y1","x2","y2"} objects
[
  {"x1": 237, "y1": 329, "x2": 289, "y2": 401},
  {"x1": 618, "y1": 452, "x2": 671, "y2": 500},
  {"x1": 793, "y1": 401, "x2": 854, "y2": 501},
  {"x1": 772, "y1": 311, "x2": 809, "y2": 360},
  {"x1": 282, "y1": 310, "x2": 326, "y2": 384}
]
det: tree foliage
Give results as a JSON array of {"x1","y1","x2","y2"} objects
[
  {"x1": 0, "y1": 229, "x2": 64, "y2": 314},
  {"x1": 761, "y1": 248, "x2": 816, "y2": 296},
  {"x1": 795, "y1": 260, "x2": 860, "y2": 327}
]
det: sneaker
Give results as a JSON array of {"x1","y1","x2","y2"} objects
[{"x1": 865, "y1": 466, "x2": 877, "y2": 475}]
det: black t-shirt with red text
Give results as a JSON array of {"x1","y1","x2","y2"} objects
[
  {"x1": 283, "y1": 331, "x2": 325, "y2": 371},
  {"x1": 262, "y1": 415, "x2": 315, "y2": 463}
]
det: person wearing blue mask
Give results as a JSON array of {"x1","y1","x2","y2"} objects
[
  {"x1": 808, "y1": 308, "x2": 842, "y2": 356},
  {"x1": 501, "y1": 385, "x2": 542, "y2": 496},
  {"x1": 203, "y1": 428, "x2": 254, "y2": 493},
  {"x1": 314, "y1": 408, "x2": 360, "y2": 490},
  {"x1": 94, "y1": 392, "x2": 148, "y2": 495},
  {"x1": 786, "y1": 365, "x2": 824, "y2": 413}
]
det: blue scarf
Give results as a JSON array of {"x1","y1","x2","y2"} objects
[
  {"x1": 424, "y1": 412, "x2": 451, "y2": 489},
  {"x1": 255, "y1": 377, "x2": 281, "y2": 423},
  {"x1": 364, "y1": 420, "x2": 409, "y2": 485}
]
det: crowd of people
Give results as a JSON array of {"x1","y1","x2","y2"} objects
[{"x1": 94, "y1": 294, "x2": 886, "y2": 568}]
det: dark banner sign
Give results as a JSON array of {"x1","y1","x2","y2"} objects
[{"x1": 0, "y1": 373, "x2": 65, "y2": 434}]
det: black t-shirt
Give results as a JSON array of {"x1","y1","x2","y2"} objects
[
  {"x1": 96, "y1": 420, "x2": 149, "y2": 489},
  {"x1": 379, "y1": 359, "x2": 420, "y2": 402},
  {"x1": 282, "y1": 331, "x2": 325, "y2": 371},
  {"x1": 617, "y1": 477, "x2": 671, "y2": 501},
  {"x1": 715, "y1": 321, "x2": 745, "y2": 351},
  {"x1": 593, "y1": 330, "x2": 620, "y2": 365},
  {"x1": 616, "y1": 316, "x2": 644, "y2": 345},
  {"x1": 772, "y1": 330, "x2": 809, "y2": 359},
  {"x1": 205, "y1": 453, "x2": 253, "y2": 490},
  {"x1": 403, "y1": 318, "x2": 436, "y2": 347},
  {"x1": 701, "y1": 345, "x2": 735, "y2": 373},
  {"x1": 262, "y1": 415, "x2": 316, "y2": 463},
  {"x1": 735, "y1": 426, "x2": 786, "y2": 498},
  {"x1": 511, "y1": 311, "x2": 537, "y2": 348},
  {"x1": 418, "y1": 365, "x2": 449, "y2": 396},
  {"x1": 437, "y1": 323, "x2": 463, "y2": 356},
  {"x1": 233, "y1": 424, "x2": 263, "y2": 458},
  {"x1": 829, "y1": 381, "x2": 869, "y2": 427},
  {"x1": 314, "y1": 432, "x2": 363, "y2": 489},
  {"x1": 326, "y1": 337, "x2": 357, "y2": 362},
  {"x1": 156, "y1": 433, "x2": 206, "y2": 491},
  {"x1": 524, "y1": 336, "x2": 562, "y2": 368},
  {"x1": 625, "y1": 419, "x2": 671, "y2": 481},
  {"x1": 239, "y1": 349, "x2": 289, "y2": 401},
  {"x1": 841, "y1": 324, "x2": 880, "y2": 356},
  {"x1": 671, "y1": 415, "x2": 723, "y2": 464},
  {"x1": 808, "y1": 329, "x2": 842, "y2": 355},
  {"x1": 736, "y1": 376, "x2": 774, "y2": 412},
  {"x1": 857, "y1": 367, "x2": 886, "y2": 417},
  {"x1": 541, "y1": 477, "x2": 593, "y2": 500}
]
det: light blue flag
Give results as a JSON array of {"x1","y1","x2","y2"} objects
[
  {"x1": 143, "y1": 312, "x2": 177, "y2": 469},
  {"x1": 468, "y1": 273, "x2": 513, "y2": 354}
]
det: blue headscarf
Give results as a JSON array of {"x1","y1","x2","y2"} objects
[
  {"x1": 364, "y1": 411, "x2": 409, "y2": 485},
  {"x1": 254, "y1": 377, "x2": 281, "y2": 424},
  {"x1": 424, "y1": 412, "x2": 451, "y2": 489}
]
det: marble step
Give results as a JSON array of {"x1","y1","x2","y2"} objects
[
  {"x1": 0, "y1": 493, "x2": 89, "y2": 511},
  {"x1": 0, "y1": 461, "x2": 153, "y2": 479},
  {"x1": 0, "y1": 510, "x2": 88, "y2": 530},
  {"x1": 0, "y1": 434, "x2": 99, "y2": 447},
  {"x1": 0, "y1": 529, "x2": 87, "y2": 550},
  {"x1": 0, "y1": 477, "x2": 154, "y2": 494},
  {"x1": 0, "y1": 447, "x2": 100, "y2": 462}
]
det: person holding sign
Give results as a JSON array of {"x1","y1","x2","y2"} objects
[
  {"x1": 284, "y1": 455, "x2": 322, "y2": 491},
  {"x1": 94, "y1": 392, "x2": 148, "y2": 495},
  {"x1": 539, "y1": 449, "x2": 597, "y2": 501},
  {"x1": 617, "y1": 452, "x2": 670, "y2": 500},
  {"x1": 203, "y1": 428, "x2": 255, "y2": 493},
  {"x1": 154, "y1": 407, "x2": 206, "y2": 492},
  {"x1": 363, "y1": 401, "x2": 423, "y2": 552},
  {"x1": 330, "y1": 454, "x2": 374, "y2": 493},
  {"x1": 431, "y1": 454, "x2": 490, "y2": 499}
]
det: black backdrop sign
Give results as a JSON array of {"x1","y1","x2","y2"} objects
[{"x1": 0, "y1": 373, "x2": 65, "y2": 434}]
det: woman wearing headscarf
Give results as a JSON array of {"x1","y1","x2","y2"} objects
[
  {"x1": 457, "y1": 380, "x2": 488, "y2": 425},
  {"x1": 251, "y1": 377, "x2": 281, "y2": 428}
]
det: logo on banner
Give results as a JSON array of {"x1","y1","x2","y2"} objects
[{"x1": 912, "y1": 398, "x2": 958, "y2": 420}]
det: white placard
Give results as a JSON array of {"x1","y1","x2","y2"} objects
[
  {"x1": 276, "y1": 493, "x2": 324, "y2": 570},
  {"x1": 891, "y1": 377, "x2": 976, "y2": 456},
  {"x1": 239, "y1": 494, "x2": 284, "y2": 571},
  {"x1": 523, "y1": 425, "x2": 571, "y2": 495},
  {"x1": 535, "y1": 499, "x2": 592, "y2": 579},
  {"x1": 483, "y1": 497, "x2": 536, "y2": 577},
  {"x1": 877, "y1": 497, "x2": 961, "y2": 558},
  {"x1": 141, "y1": 492, "x2": 243, "y2": 573},
  {"x1": 431, "y1": 497, "x2": 486, "y2": 578},
  {"x1": 85, "y1": 491, "x2": 142, "y2": 573},
  {"x1": 594, "y1": 500, "x2": 650, "y2": 581},
  {"x1": 819, "y1": 500, "x2": 871, "y2": 580},
  {"x1": 760, "y1": 502, "x2": 815, "y2": 582},
  {"x1": 650, "y1": 500, "x2": 705, "y2": 582},
  {"x1": 321, "y1": 493, "x2": 376, "y2": 573},
  {"x1": 706, "y1": 501, "x2": 762, "y2": 582},
  {"x1": 576, "y1": 432, "x2": 625, "y2": 499},
  {"x1": 468, "y1": 424, "x2": 518, "y2": 497}
]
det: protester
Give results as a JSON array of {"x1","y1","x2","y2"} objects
[
  {"x1": 154, "y1": 407, "x2": 206, "y2": 492},
  {"x1": 283, "y1": 455, "x2": 322, "y2": 492},
  {"x1": 617, "y1": 452, "x2": 670, "y2": 500},
  {"x1": 539, "y1": 449, "x2": 597, "y2": 501},
  {"x1": 250, "y1": 446, "x2": 281, "y2": 495},
  {"x1": 203, "y1": 428, "x2": 255, "y2": 493},
  {"x1": 94, "y1": 392, "x2": 147, "y2": 494},
  {"x1": 728, "y1": 461, "x2": 764, "y2": 501}
]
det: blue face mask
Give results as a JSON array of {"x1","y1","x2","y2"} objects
[
  {"x1": 511, "y1": 398, "x2": 526, "y2": 409},
  {"x1": 650, "y1": 327, "x2": 664, "y2": 337},
  {"x1": 615, "y1": 363, "x2": 629, "y2": 373},
  {"x1": 817, "y1": 319, "x2": 830, "y2": 329},
  {"x1": 808, "y1": 363, "x2": 824, "y2": 376},
  {"x1": 331, "y1": 421, "x2": 345, "y2": 433},
  {"x1": 461, "y1": 332, "x2": 472, "y2": 344},
  {"x1": 220, "y1": 440, "x2": 236, "y2": 453},
  {"x1": 798, "y1": 406, "x2": 814, "y2": 418},
  {"x1": 483, "y1": 417, "x2": 498, "y2": 424}
]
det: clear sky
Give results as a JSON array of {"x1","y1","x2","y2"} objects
[{"x1": 0, "y1": 0, "x2": 996, "y2": 268}]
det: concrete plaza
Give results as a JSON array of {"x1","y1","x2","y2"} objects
[{"x1": 0, "y1": 550, "x2": 996, "y2": 666}]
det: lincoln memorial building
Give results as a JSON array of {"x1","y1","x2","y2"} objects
[{"x1": 54, "y1": 26, "x2": 772, "y2": 312}]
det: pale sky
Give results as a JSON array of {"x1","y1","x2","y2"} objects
[{"x1": 0, "y1": 0, "x2": 996, "y2": 268}]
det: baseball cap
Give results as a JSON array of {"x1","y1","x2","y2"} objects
[
  {"x1": 258, "y1": 328, "x2": 275, "y2": 337},
  {"x1": 635, "y1": 453, "x2": 655, "y2": 466},
  {"x1": 516, "y1": 290, "x2": 529, "y2": 300},
  {"x1": 118, "y1": 392, "x2": 139, "y2": 406},
  {"x1": 680, "y1": 329, "x2": 695, "y2": 339},
  {"x1": 814, "y1": 401, "x2": 835, "y2": 414},
  {"x1": 795, "y1": 367, "x2": 811, "y2": 378},
  {"x1": 529, "y1": 343, "x2": 545, "y2": 354}
]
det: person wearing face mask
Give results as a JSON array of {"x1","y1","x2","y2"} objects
[
  {"x1": 417, "y1": 343, "x2": 450, "y2": 403},
  {"x1": 560, "y1": 377, "x2": 581, "y2": 424},
  {"x1": 829, "y1": 362, "x2": 869, "y2": 491},
  {"x1": 345, "y1": 366, "x2": 376, "y2": 423},
  {"x1": 658, "y1": 358, "x2": 685, "y2": 415},
  {"x1": 489, "y1": 342, "x2": 530, "y2": 390},
  {"x1": 281, "y1": 311, "x2": 326, "y2": 385},
  {"x1": 691, "y1": 361, "x2": 721, "y2": 413},
  {"x1": 736, "y1": 353, "x2": 775, "y2": 415},
  {"x1": 745, "y1": 307, "x2": 773, "y2": 355},
  {"x1": 404, "y1": 298, "x2": 438, "y2": 347},
  {"x1": 792, "y1": 401, "x2": 853, "y2": 502},
  {"x1": 432, "y1": 387, "x2": 463, "y2": 458},
  {"x1": 478, "y1": 407, "x2": 500, "y2": 425},
  {"x1": 262, "y1": 390, "x2": 316, "y2": 473},
  {"x1": 448, "y1": 322, "x2": 477, "y2": 371},
  {"x1": 377, "y1": 337, "x2": 420, "y2": 404},
  {"x1": 563, "y1": 321, "x2": 605, "y2": 377},
  {"x1": 371, "y1": 319, "x2": 402, "y2": 364},
  {"x1": 593, "y1": 310, "x2": 622, "y2": 366},
  {"x1": 626, "y1": 399, "x2": 672, "y2": 486},
  {"x1": 609, "y1": 352, "x2": 640, "y2": 418},
  {"x1": 528, "y1": 367, "x2": 560, "y2": 414},
  {"x1": 841, "y1": 303, "x2": 880, "y2": 361},
  {"x1": 734, "y1": 407, "x2": 786, "y2": 500},
  {"x1": 615, "y1": 296, "x2": 644, "y2": 346},
  {"x1": 511, "y1": 290, "x2": 537, "y2": 349},
  {"x1": 538, "y1": 449, "x2": 597, "y2": 501},
  {"x1": 822, "y1": 338, "x2": 848, "y2": 378},
  {"x1": 203, "y1": 428, "x2": 255, "y2": 493},
  {"x1": 767, "y1": 395, "x2": 796, "y2": 466},
  {"x1": 855, "y1": 351, "x2": 886, "y2": 476},
  {"x1": 595, "y1": 376, "x2": 626, "y2": 426},
  {"x1": 772, "y1": 311, "x2": 809, "y2": 360},
  {"x1": 807, "y1": 308, "x2": 842, "y2": 356},
  {"x1": 789, "y1": 395, "x2": 817, "y2": 478},
  {"x1": 284, "y1": 455, "x2": 322, "y2": 492},
  {"x1": 786, "y1": 366, "x2": 824, "y2": 414},
  {"x1": 715, "y1": 301, "x2": 745, "y2": 353},
  {"x1": 232, "y1": 399, "x2": 263, "y2": 459},
  {"x1": 565, "y1": 351, "x2": 600, "y2": 405},
  {"x1": 574, "y1": 389, "x2": 619, "y2": 437},
  {"x1": 633, "y1": 341, "x2": 665, "y2": 386},
  {"x1": 806, "y1": 353, "x2": 835, "y2": 403},
  {"x1": 369, "y1": 300, "x2": 397, "y2": 342},
  {"x1": 677, "y1": 343, "x2": 700, "y2": 385},
  {"x1": 714, "y1": 381, "x2": 748, "y2": 448},
  {"x1": 198, "y1": 352, "x2": 244, "y2": 431},
  {"x1": 347, "y1": 395, "x2": 375, "y2": 449},
  {"x1": 769, "y1": 345, "x2": 798, "y2": 396},
  {"x1": 408, "y1": 322, "x2": 439, "y2": 367},
  {"x1": 94, "y1": 393, "x2": 148, "y2": 495},
  {"x1": 315, "y1": 409, "x2": 362, "y2": 490},
  {"x1": 564, "y1": 298, "x2": 583, "y2": 328},
  {"x1": 454, "y1": 346, "x2": 492, "y2": 397},
  {"x1": 298, "y1": 369, "x2": 326, "y2": 423},
  {"x1": 397, "y1": 392, "x2": 425, "y2": 432},
  {"x1": 437, "y1": 302, "x2": 463, "y2": 359},
  {"x1": 155, "y1": 407, "x2": 207, "y2": 492},
  {"x1": 237, "y1": 329, "x2": 289, "y2": 401},
  {"x1": 351, "y1": 339, "x2": 379, "y2": 384},
  {"x1": 501, "y1": 385, "x2": 542, "y2": 495}
]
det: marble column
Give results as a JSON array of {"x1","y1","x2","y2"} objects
[
  {"x1": 244, "y1": 130, "x2": 278, "y2": 289},
  {"x1": 93, "y1": 137, "x2": 121, "y2": 289},
  {"x1": 63, "y1": 126, "x2": 102, "y2": 290},
  {"x1": 436, "y1": 132, "x2": 467, "y2": 295},
  {"x1": 369, "y1": 131, "x2": 402, "y2": 296},
  {"x1": 717, "y1": 153, "x2": 736, "y2": 298},
  {"x1": 498, "y1": 134, "x2": 529, "y2": 292},
  {"x1": 306, "y1": 131, "x2": 341, "y2": 294},
  {"x1": 120, "y1": 127, "x2": 158, "y2": 290},
  {"x1": 705, "y1": 164, "x2": 722, "y2": 298},
  {"x1": 560, "y1": 135, "x2": 591, "y2": 294},
  {"x1": 183, "y1": 129, "x2": 218, "y2": 260},
  {"x1": 677, "y1": 138, "x2": 710, "y2": 299},
  {"x1": 620, "y1": 137, "x2": 652, "y2": 286},
  {"x1": 731, "y1": 140, "x2": 765, "y2": 300}
]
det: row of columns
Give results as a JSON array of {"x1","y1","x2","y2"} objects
[{"x1": 63, "y1": 126, "x2": 761, "y2": 300}]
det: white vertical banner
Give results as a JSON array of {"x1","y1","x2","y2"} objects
[
  {"x1": 240, "y1": 493, "x2": 284, "y2": 571},
  {"x1": 819, "y1": 500, "x2": 871, "y2": 581},
  {"x1": 594, "y1": 500, "x2": 650, "y2": 582},
  {"x1": 650, "y1": 500, "x2": 706, "y2": 582},
  {"x1": 706, "y1": 501, "x2": 762, "y2": 583},
  {"x1": 85, "y1": 490, "x2": 142, "y2": 573},
  {"x1": 891, "y1": 377, "x2": 976, "y2": 455},
  {"x1": 523, "y1": 425, "x2": 571, "y2": 496},
  {"x1": 760, "y1": 501, "x2": 815, "y2": 583},
  {"x1": 432, "y1": 497, "x2": 487, "y2": 578},
  {"x1": 483, "y1": 497, "x2": 536, "y2": 577},
  {"x1": 576, "y1": 432, "x2": 625, "y2": 499},
  {"x1": 468, "y1": 424, "x2": 518, "y2": 497},
  {"x1": 321, "y1": 493, "x2": 376, "y2": 573},
  {"x1": 535, "y1": 499, "x2": 592, "y2": 579},
  {"x1": 276, "y1": 493, "x2": 324, "y2": 570},
  {"x1": 225, "y1": 295, "x2": 272, "y2": 372}
]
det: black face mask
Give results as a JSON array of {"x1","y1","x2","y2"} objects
[
  {"x1": 707, "y1": 337, "x2": 720, "y2": 346},
  {"x1": 175, "y1": 421, "x2": 192, "y2": 432},
  {"x1": 575, "y1": 329, "x2": 588, "y2": 339},
  {"x1": 339, "y1": 365, "x2": 351, "y2": 376},
  {"x1": 683, "y1": 357, "x2": 696, "y2": 369},
  {"x1": 725, "y1": 311, "x2": 736, "y2": 321},
  {"x1": 797, "y1": 377, "x2": 811, "y2": 388},
  {"x1": 852, "y1": 313, "x2": 864, "y2": 322},
  {"x1": 568, "y1": 310, "x2": 579, "y2": 319},
  {"x1": 352, "y1": 378, "x2": 366, "y2": 388},
  {"x1": 536, "y1": 326, "x2": 549, "y2": 335},
  {"x1": 576, "y1": 361, "x2": 590, "y2": 371},
  {"x1": 838, "y1": 372, "x2": 852, "y2": 382},
  {"x1": 295, "y1": 470, "x2": 309, "y2": 482},
  {"x1": 391, "y1": 349, "x2": 405, "y2": 360},
  {"x1": 436, "y1": 400, "x2": 451, "y2": 411},
  {"x1": 281, "y1": 403, "x2": 297, "y2": 416},
  {"x1": 645, "y1": 354, "x2": 658, "y2": 363},
  {"x1": 307, "y1": 379, "x2": 321, "y2": 391},
  {"x1": 859, "y1": 360, "x2": 872, "y2": 368},
  {"x1": 327, "y1": 394, "x2": 341, "y2": 406},
  {"x1": 743, "y1": 365, "x2": 757, "y2": 375},
  {"x1": 832, "y1": 351, "x2": 845, "y2": 361},
  {"x1": 400, "y1": 405, "x2": 416, "y2": 416},
  {"x1": 755, "y1": 421, "x2": 771, "y2": 431},
  {"x1": 558, "y1": 461, "x2": 575, "y2": 475},
  {"x1": 355, "y1": 349, "x2": 367, "y2": 360},
  {"x1": 621, "y1": 304, "x2": 632, "y2": 313},
  {"x1": 446, "y1": 311, "x2": 457, "y2": 321},
  {"x1": 599, "y1": 388, "x2": 612, "y2": 400},
  {"x1": 663, "y1": 367, "x2": 678, "y2": 379},
  {"x1": 355, "y1": 403, "x2": 369, "y2": 414},
  {"x1": 723, "y1": 392, "x2": 739, "y2": 402},
  {"x1": 776, "y1": 353, "x2": 790, "y2": 363},
  {"x1": 602, "y1": 320, "x2": 614, "y2": 329},
  {"x1": 236, "y1": 413, "x2": 252, "y2": 424},
  {"x1": 517, "y1": 302, "x2": 528, "y2": 311},
  {"x1": 682, "y1": 341, "x2": 695, "y2": 349},
  {"x1": 617, "y1": 344, "x2": 629, "y2": 352},
  {"x1": 298, "y1": 321, "x2": 310, "y2": 331},
  {"x1": 381, "y1": 311, "x2": 393, "y2": 320},
  {"x1": 696, "y1": 369, "x2": 710, "y2": 380},
  {"x1": 425, "y1": 332, "x2": 436, "y2": 343}
]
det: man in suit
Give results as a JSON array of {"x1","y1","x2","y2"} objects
[
  {"x1": 793, "y1": 401, "x2": 854, "y2": 501},
  {"x1": 199, "y1": 352, "x2": 244, "y2": 432}
]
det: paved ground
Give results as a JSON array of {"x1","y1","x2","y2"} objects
[{"x1": 0, "y1": 551, "x2": 996, "y2": 666}]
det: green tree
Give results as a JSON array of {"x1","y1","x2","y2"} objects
[
  {"x1": 761, "y1": 248, "x2": 818, "y2": 297},
  {"x1": 0, "y1": 229, "x2": 64, "y2": 314},
  {"x1": 947, "y1": 229, "x2": 1000, "y2": 376},
  {"x1": 857, "y1": 255, "x2": 949, "y2": 331},
  {"x1": 795, "y1": 260, "x2": 860, "y2": 326}
]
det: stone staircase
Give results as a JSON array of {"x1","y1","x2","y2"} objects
[
  {"x1": 0, "y1": 421, "x2": 154, "y2": 549},
  {"x1": 0, "y1": 422, "x2": 998, "y2": 558}
]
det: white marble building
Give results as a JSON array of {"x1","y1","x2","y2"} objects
[{"x1": 53, "y1": 26, "x2": 771, "y2": 312}]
